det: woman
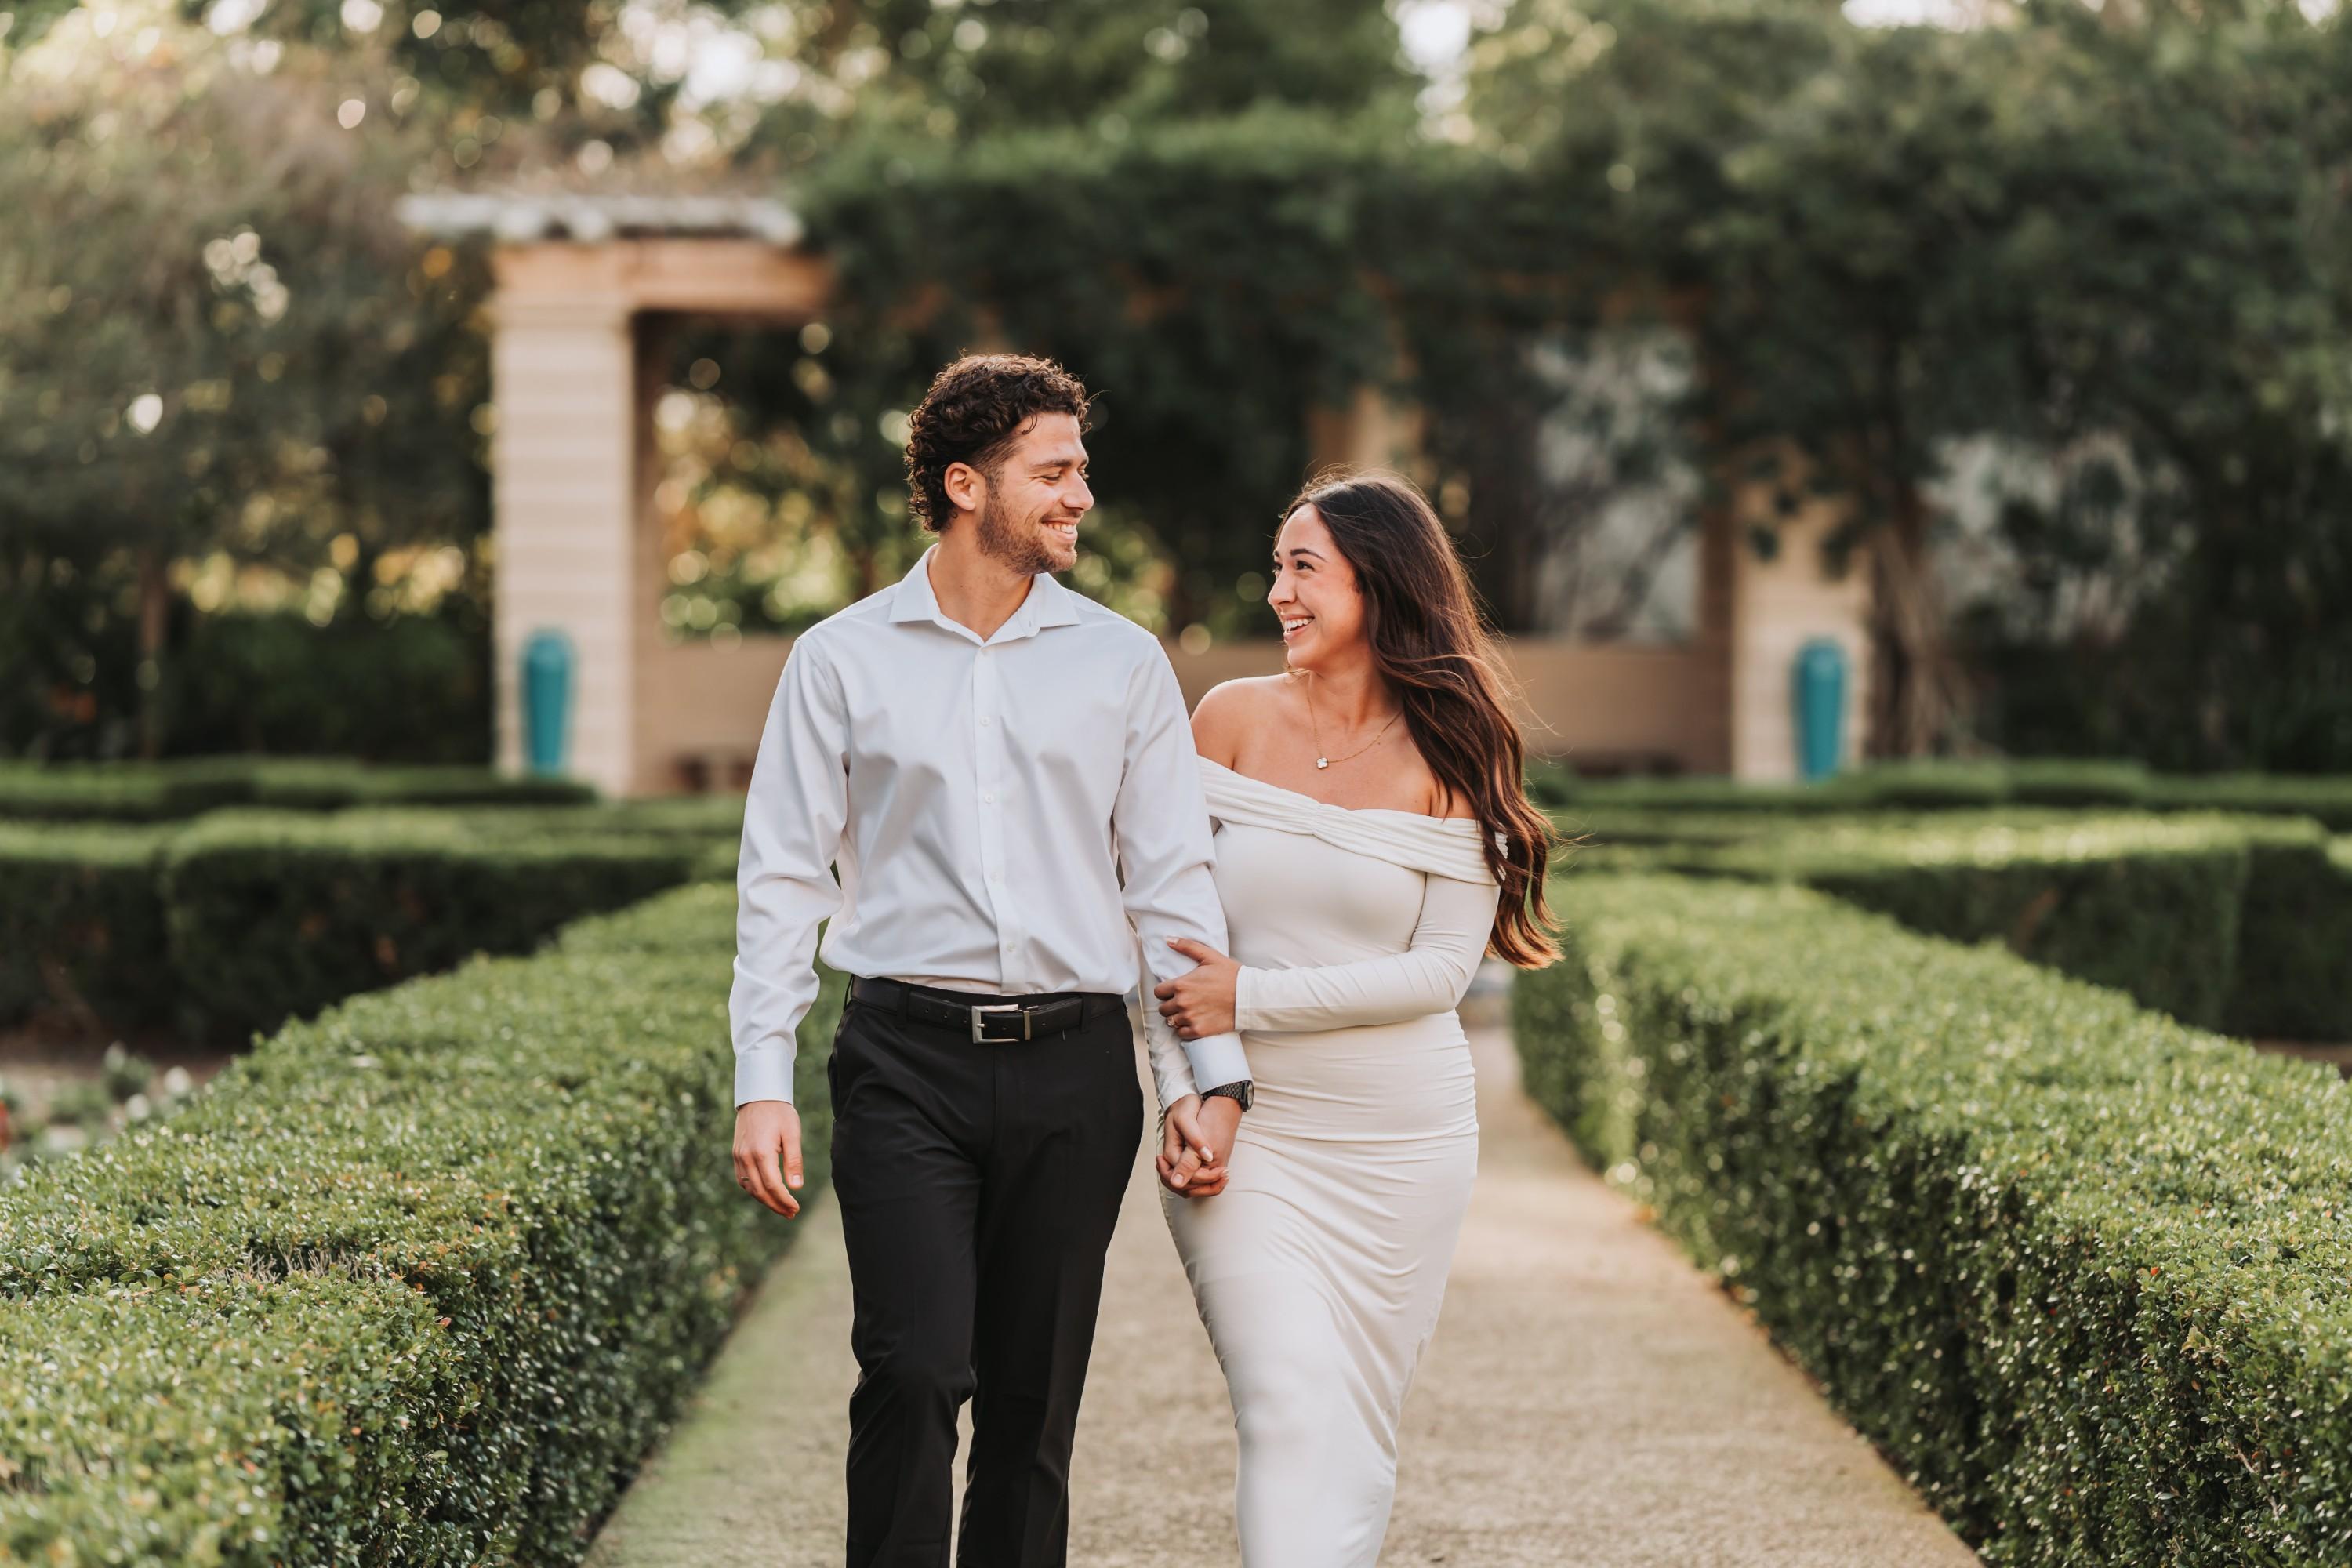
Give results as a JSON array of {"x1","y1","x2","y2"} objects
[{"x1": 1149, "y1": 471, "x2": 1562, "y2": 1566}]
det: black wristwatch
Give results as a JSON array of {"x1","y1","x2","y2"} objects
[{"x1": 1200, "y1": 1080, "x2": 1253, "y2": 1113}]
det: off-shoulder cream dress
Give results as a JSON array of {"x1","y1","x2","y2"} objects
[{"x1": 1155, "y1": 757, "x2": 1499, "y2": 1568}]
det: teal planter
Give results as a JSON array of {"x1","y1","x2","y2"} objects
[
  {"x1": 1791, "y1": 637, "x2": 1848, "y2": 782},
  {"x1": 522, "y1": 629, "x2": 574, "y2": 777}
]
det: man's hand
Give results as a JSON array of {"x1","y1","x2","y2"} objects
[
  {"x1": 734, "y1": 1099, "x2": 805, "y2": 1218},
  {"x1": 1155, "y1": 936, "x2": 1240, "y2": 1040},
  {"x1": 1156, "y1": 1092, "x2": 1241, "y2": 1200}
]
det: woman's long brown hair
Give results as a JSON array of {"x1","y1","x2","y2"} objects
[{"x1": 1283, "y1": 470, "x2": 1563, "y2": 968}]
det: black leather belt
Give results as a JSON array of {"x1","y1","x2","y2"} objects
[{"x1": 851, "y1": 976, "x2": 1127, "y2": 1044}]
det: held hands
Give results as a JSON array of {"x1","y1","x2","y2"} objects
[
  {"x1": 1155, "y1": 936, "x2": 1240, "y2": 1040},
  {"x1": 1156, "y1": 1092, "x2": 1240, "y2": 1200},
  {"x1": 733, "y1": 1100, "x2": 805, "y2": 1218}
]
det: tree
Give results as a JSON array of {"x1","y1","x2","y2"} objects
[
  {"x1": 0, "y1": 32, "x2": 491, "y2": 755},
  {"x1": 1459, "y1": 0, "x2": 2352, "y2": 765}
]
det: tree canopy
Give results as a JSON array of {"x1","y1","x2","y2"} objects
[{"x1": 4, "y1": 0, "x2": 2350, "y2": 768}]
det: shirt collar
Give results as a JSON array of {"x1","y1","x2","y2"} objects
[{"x1": 887, "y1": 542, "x2": 1083, "y2": 641}]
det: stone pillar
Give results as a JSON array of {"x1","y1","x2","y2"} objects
[
  {"x1": 488, "y1": 289, "x2": 641, "y2": 798},
  {"x1": 1722, "y1": 451, "x2": 1873, "y2": 782},
  {"x1": 1305, "y1": 383, "x2": 1424, "y2": 477}
]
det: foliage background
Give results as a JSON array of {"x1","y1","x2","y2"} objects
[{"x1": 2, "y1": 0, "x2": 2346, "y2": 768}]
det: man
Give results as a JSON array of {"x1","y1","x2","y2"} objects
[{"x1": 728, "y1": 353, "x2": 1254, "y2": 1568}]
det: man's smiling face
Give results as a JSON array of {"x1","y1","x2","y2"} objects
[{"x1": 967, "y1": 412, "x2": 1093, "y2": 575}]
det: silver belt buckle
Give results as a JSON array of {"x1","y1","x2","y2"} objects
[{"x1": 970, "y1": 1003, "x2": 1029, "y2": 1043}]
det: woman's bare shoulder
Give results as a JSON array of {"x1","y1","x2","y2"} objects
[{"x1": 1191, "y1": 676, "x2": 1291, "y2": 765}]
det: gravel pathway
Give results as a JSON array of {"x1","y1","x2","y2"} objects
[{"x1": 583, "y1": 1020, "x2": 1979, "y2": 1567}]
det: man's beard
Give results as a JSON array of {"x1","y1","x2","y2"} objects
[{"x1": 975, "y1": 495, "x2": 1063, "y2": 575}]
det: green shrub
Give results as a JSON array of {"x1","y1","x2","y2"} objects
[
  {"x1": 162, "y1": 607, "x2": 492, "y2": 765},
  {"x1": 1559, "y1": 775, "x2": 1862, "y2": 813},
  {"x1": 2147, "y1": 773, "x2": 2352, "y2": 832},
  {"x1": 0, "y1": 762, "x2": 244, "y2": 822},
  {"x1": 0, "y1": 757, "x2": 594, "y2": 822},
  {"x1": 0, "y1": 1278, "x2": 479, "y2": 1562},
  {"x1": 252, "y1": 760, "x2": 594, "y2": 811},
  {"x1": 0, "y1": 883, "x2": 843, "y2": 1565},
  {"x1": 1668, "y1": 815, "x2": 2258, "y2": 1029},
  {"x1": 428, "y1": 793, "x2": 745, "y2": 851},
  {"x1": 1850, "y1": 758, "x2": 2013, "y2": 809},
  {"x1": 1554, "y1": 804, "x2": 1864, "y2": 847},
  {"x1": 0, "y1": 804, "x2": 724, "y2": 1035},
  {"x1": 1559, "y1": 762, "x2": 2352, "y2": 822},
  {"x1": 416, "y1": 796, "x2": 746, "y2": 882},
  {"x1": 1635, "y1": 811, "x2": 2352, "y2": 1041},
  {"x1": 1515, "y1": 872, "x2": 2352, "y2": 1565},
  {"x1": 2226, "y1": 818, "x2": 2352, "y2": 1041},
  {"x1": 2001, "y1": 758, "x2": 2152, "y2": 807},
  {"x1": 160, "y1": 811, "x2": 695, "y2": 1040},
  {"x1": 1523, "y1": 757, "x2": 1577, "y2": 809},
  {"x1": 0, "y1": 823, "x2": 170, "y2": 1024}
]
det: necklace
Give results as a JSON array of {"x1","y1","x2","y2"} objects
[{"x1": 1303, "y1": 681, "x2": 1403, "y2": 770}]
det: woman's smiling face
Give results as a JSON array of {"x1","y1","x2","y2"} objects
[{"x1": 1268, "y1": 503, "x2": 1365, "y2": 670}]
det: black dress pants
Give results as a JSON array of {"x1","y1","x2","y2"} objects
[{"x1": 828, "y1": 985, "x2": 1144, "y2": 1568}]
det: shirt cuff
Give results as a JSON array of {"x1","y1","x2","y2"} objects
[
  {"x1": 734, "y1": 1044, "x2": 796, "y2": 1109},
  {"x1": 1180, "y1": 1029, "x2": 1249, "y2": 1098}
]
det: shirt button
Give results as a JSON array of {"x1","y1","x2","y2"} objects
[
  {"x1": 979, "y1": 715, "x2": 993, "y2": 727},
  {"x1": 982, "y1": 792, "x2": 995, "y2": 804}
]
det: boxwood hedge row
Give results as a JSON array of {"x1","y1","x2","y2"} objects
[
  {"x1": 0, "y1": 824, "x2": 172, "y2": 1027},
  {"x1": 1515, "y1": 872, "x2": 2352, "y2": 1566},
  {"x1": 2146, "y1": 773, "x2": 2352, "y2": 833},
  {"x1": 0, "y1": 759, "x2": 595, "y2": 823},
  {"x1": 2227, "y1": 822, "x2": 2352, "y2": 1041},
  {"x1": 1550, "y1": 760, "x2": 2352, "y2": 826},
  {"x1": 0, "y1": 880, "x2": 840, "y2": 1566},
  {"x1": 160, "y1": 811, "x2": 697, "y2": 1040},
  {"x1": 0, "y1": 811, "x2": 702, "y2": 1040},
  {"x1": 1639, "y1": 813, "x2": 2352, "y2": 1040},
  {"x1": 1681, "y1": 815, "x2": 2255, "y2": 1029}
]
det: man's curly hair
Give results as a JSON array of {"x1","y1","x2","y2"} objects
[{"x1": 903, "y1": 354, "x2": 1093, "y2": 534}]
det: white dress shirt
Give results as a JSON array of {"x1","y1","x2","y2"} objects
[{"x1": 728, "y1": 543, "x2": 1250, "y2": 1109}]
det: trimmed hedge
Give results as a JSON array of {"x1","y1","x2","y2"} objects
[
  {"x1": 1554, "y1": 774, "x2": 1857, "y2": 813},
  {"x1": 0, "y1": 758, "x2": 594, "y2": 823},
  {"x1": 1639, "y1": 812, "x2": 2352, "y2": 1040},
  {"x1": 0, "y1": 1279, "x2": 479, "y2": 1562},
  {"x1": 1515, "y1": 872, "x2": 2352, "y2": 1565},
  {"x1": 159, "y1": 811, "x2": 696, "y2": 1040},
  {"x1": 2147, "y1": 773, "x2": 2352, "y2": 833},
  {"x1": 0, "y1": 805, "x2": 729, "y2": 1036},
  {"x1": 0, "y1": 824, "x2": 171, "y2": 1024},
  {"x1": 0, "y1": 762, "x2": 245, "y2": 823},
  {"x1": 1550, "y1": 760, "x2": 2352, "y2": 822},
  {"x1": 430, "y1": 794, "x2": 747, "y2": 858},
  {"x1": 238, "y1": 760, "x2": 597, "y2": 812},
  {"x1": 2003, "y1": 759, "x2": 2153, "y2": 808},
  {"x1": 1852, "y1": 759, "x2": 2013, "y2": 810},
  {"x1": 1687, "y1": 815, "x2": 2256, "y2": 1029},
  {"x1": 2230, "y1": 819, "x2": 2352, "y2": 1041},
  {"x1": 0, "y1": 880, "x2": 842, "y2": 1565}
]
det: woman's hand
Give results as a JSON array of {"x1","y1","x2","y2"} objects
[
  {"x1": 1156, "y1": 1093, "x2": 1236, "y2": 1199},
  {"x1": 1154, "y1": 936, "x2": 1240, "y2": 1039}
]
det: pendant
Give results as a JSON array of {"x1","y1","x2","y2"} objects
[{"x1": 1316, "y1": 757, "x2": 1330, "y2": 769}]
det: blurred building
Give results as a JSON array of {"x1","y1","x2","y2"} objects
[{"x1": 402, "y1": 194, "x2": 1872, "y2": 797}]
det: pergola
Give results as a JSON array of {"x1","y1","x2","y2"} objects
[{"x1": 400, "y1": 192, "x2": 1871, "y2": 798}]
